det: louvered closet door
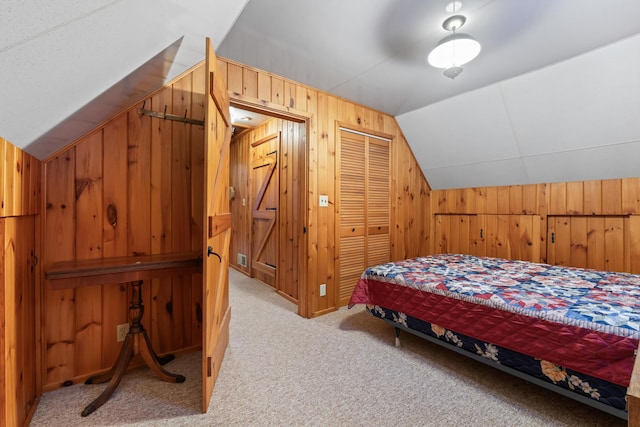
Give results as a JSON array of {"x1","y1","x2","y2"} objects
[
  {"x1": 367, "y1": 139, "x2": 390, "y2": 266},
  {"x1": 337, "y1": 129, "x2": 390, "y2": 307}
]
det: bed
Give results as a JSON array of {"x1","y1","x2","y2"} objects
[{"x1": 348, "y1": 253, "x2": 640, "y2": 421}]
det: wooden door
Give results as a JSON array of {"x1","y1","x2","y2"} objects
[
  {"x1": 547, "y1": 215, "x2": 628, "y2": 271},
  {"x1": 250, "y1": 134, "x2": 280, "y2": 287},
  {"x1": 202, "y1": 38, "x2": 232, "y2": 413},
  {"x1": 336, "y1": 128, "x2": 390, "y2": 307}
]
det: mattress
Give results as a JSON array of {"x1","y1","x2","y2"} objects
[{"x1": 348, "y1": 254, "x2": 640, "y2": 388}]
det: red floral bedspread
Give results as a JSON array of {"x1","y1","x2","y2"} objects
[{"x1": 348, "y1": 254, "x2": 640, "y2": 386}]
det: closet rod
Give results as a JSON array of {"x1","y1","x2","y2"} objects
[{"x1": 136, "y1": 103, "x2": 204, "y2": 126}]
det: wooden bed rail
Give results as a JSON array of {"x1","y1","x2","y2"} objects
[{"x1": 627, "y1": 346, "x2": 640, "y2": 426}]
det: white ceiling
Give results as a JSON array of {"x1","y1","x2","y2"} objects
[{"x1": 2, "y1": 0, "x2": 640, "y2": 189}]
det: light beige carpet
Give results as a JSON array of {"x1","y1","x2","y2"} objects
[{"x1": 30, "y1": 269, "x2": 625, "y2": 426}]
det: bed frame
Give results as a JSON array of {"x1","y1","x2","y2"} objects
[
  {"x1": 350, "y1": 254, "x2": 640, "y2": 425},
  {"x1": 375, "y1": 311, "x2": 631, "y2": 420}
]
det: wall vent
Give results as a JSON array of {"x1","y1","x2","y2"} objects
[{"x1": 237, "y1": 253, "x2": 247, "y2": 267}]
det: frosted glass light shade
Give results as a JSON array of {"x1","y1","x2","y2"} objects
[{"x1": 427, "y1": 33, "x2": 481, "y2": 68}]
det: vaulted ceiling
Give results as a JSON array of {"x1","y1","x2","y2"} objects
[{"x1": 2, "y1": 0, "x2": 640, "y2": 189}]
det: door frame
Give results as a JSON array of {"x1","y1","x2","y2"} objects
[{"x1": 229, "y1": 99, "x2": 311, "y2": 317}]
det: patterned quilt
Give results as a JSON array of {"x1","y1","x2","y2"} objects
[{"x1": 348, "y1": 254, "x2": 640, "y2": 386}]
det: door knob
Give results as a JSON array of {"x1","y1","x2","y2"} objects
[{"x1": 207, "y1": 246, "x2": 221, "y2": 262}]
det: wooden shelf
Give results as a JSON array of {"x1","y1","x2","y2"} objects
[{"x1": 45, "y1": 251, "x2": 202, "y2": 289}]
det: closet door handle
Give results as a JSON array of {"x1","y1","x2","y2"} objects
[{"x1": 207, "y1": 246, "x2": 221, "y2": 262}]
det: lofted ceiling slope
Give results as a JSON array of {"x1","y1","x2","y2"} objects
[
  {"x1": 0, "y1": 0, "x2": 249, "y2": 159},
  {"x1": 2, "y1": 1, "x2": 640, "y2": 190}
]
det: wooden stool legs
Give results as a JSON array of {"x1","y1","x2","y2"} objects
[{"x1": 81, "y1": 280, "x2": 185, "y2": 417}]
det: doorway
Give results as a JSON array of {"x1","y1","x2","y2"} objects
[{"x1": 229, "y1": 105, "x2": 307, "y2": 308}]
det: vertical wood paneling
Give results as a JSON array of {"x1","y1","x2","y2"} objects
[
  {"x1": 602, "y1": 179, "x2": 622, "y2": 215},
  {"x1": 41, "y1": 66, "x2": 205, "y2": 388},
  {"x1": 190, "y1": 65, "x2": 205, "y2": 346},
  {"x1": 243, "y1": 68, "x2": 258, "y2": 98},
  {"x1": 630, "y1": 216, "x2": 640, "y2": 274},
  {"x1": 227, "y1": 63, "x2": 243, "y2": 96},
  {"x1": 74, "y1": 132, "x2": 103, "y2": 374},
  {"x1": 150, "y1": 86, "x2": 174, "y2": 355},
  {"x1": 509, "y1": 186, "x2": 522, "y2": 214},
  {"x1": 257, "y1": 73, "x2": 271, "y2": 103},
  {"x1": 271, "y1": 77, "x2": 284, "y2": 106},
  {"x1": 522, "y1": 185, "x2": 537, "y2": 214},
  {"x1": 44, "y1": 151, "x2": 76, "y2": 384},
  {"x1": 569, "y1": 216, "x2": 587, "y2": 268},
  {"x1": 305, "y1": 86, "x2": 319, "y2": 317},
  {"x1": 475, "y1": 188, "x2": 487, "y2": 214},
  {"x1": 566, "y1": 181, "x2": 583, "y2": 214},
  {"x1": 1, "y1": 216, "x2": 37, "y2": 427},
  {"x1": 485, "y1": 187, "x2": 498, "y2": 214},
  {"x1": 102, "y1": 115, "x2": 129, "y2": 368},
  {"x1": 3, "y1": 142, "x2": 15, "y2": 217},
  {"x1": 127, "y1": 104, "x2": 153, "y2": 333},
  {"x1": 583, "y1": 180, "x2": 602, "y2": 215},
  {"x1": 605, "y1": 216, "x2": 625, "y2": 272},
  {"x1": 218, "y1": 57, "x2": 429, "y2": 315},
  {"x1": 171, "y1": 75, "x2": 193, "y2": 349},
  {"x1": 496, "y1": 187, "x2": 510, "y2": 214},
  {"x1": 0, "y1": 139, "x2": 4, "y2": 216},
  {"x1": 1, "y1": 218, "x2": 7, "y2": 423},
  {"x1": 587, "y1": 216, "x2": 606, "y2": 271},
  {"x1": 549, "y1": 183, "x2": 567, "y2": 214},
  {"x1": 623, "y1": 177, "x2": 640, "y2": 214},
  {"x1": 0, "y1": 137, "x2": 41, "y2": 217}
]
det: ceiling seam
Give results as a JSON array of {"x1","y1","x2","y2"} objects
[{"x1": 495, "y1": 82, "x2": 530, "y2": 182}]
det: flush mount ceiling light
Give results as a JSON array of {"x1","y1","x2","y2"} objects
[{"x1": 427, "y1": 14, "x2": 481, "y2": 79}]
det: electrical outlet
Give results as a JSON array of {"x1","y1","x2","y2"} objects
[
  {"x1": 319, "y1": 283, "x2": 326, "y2": 296},
  {"x1": 319, "y1": 195, "x2": 329, "y2": 207},
  {"x1": 116, "y1": 323, "x2": 130, "y2": 342}
]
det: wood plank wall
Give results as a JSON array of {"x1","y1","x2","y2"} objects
[
  {"x1": 0, "y1": 137, "x2": 41, "y2": 426},
  {"x1": 1, "y1": 136, "x2": 41, "y2": 217},
  {"x1": 41, "y1": 65, "x2": 206, "y2": 389},
  {"x1": 431, "y1": 178, "x2": 640, "y2": 273},
  {"x1": 219, "y1": 57, "x2": 431, "y2": 316},
  {"x1": 1, "y1": 216, "x2": 37, "y2": 427},
  {"x1": 230, "y1": 117, "x2": 305, "y2": 302}
]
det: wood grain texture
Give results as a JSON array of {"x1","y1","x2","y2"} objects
[
  {"x1": 219, "y1": 57, "x2": 430, "y2": 316},
  {"x1": 41, "y1": 66, "x2": 206, "y2": 388},
  {"x1": 230, "y1": 117, "x2": 305, "y2": 302},
  {"x1": 432, "y1": 178, "x2": 639, "y2": 271},
  {"x1": 1, "y1": 216, "x2": 37, "y2": 427},
  {"x1": 0, "y1": 137, "x2": 41, "y2": 217}
]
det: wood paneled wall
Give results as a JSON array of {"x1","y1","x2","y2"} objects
[
  {"x1": 41, "y1": 66, "x2": 206, "y2": 389},
  {"x1": 230, "y1": 117, "x2": 306, "y2": 302},
  {"x1": 1, "y1": 136, "x2": 41, "y2": 217},
  {"x1": 0, "y1": 137, "x2": 41, "y2": 426},
  {"x1": 230, "y1": 128, "x2": 251, "y2": 275},
  {"x1": 1, "y1": 216, "x2": 37, "y2": 427},
  {"x1": 431, "y1": 178, "x2": 640, "y2": 273},
  {"x1": 218, "y1": 58, "x2": 431, "y2": 316}
]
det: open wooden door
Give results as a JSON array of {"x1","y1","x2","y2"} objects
[{"x1": 202, "y1": 37, "x2": 232, "y2": 413}]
